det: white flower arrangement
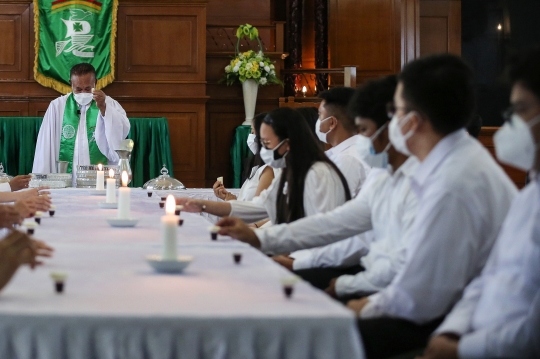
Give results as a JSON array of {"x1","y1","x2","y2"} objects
[{"x1": 221, "y1": 24, "x2": 282, "y2": 86}]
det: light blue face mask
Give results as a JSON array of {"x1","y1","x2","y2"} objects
[{"x1": 356, "y1": 123, "x2": 390, "y2": 169}]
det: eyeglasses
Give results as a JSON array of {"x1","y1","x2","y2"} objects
[{"x1": 502, "y1": 104, "x2": 536, "y2": 123}]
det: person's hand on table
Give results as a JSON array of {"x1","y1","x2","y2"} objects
[
  {"x1": 416, "y1": 334, "x2": 459, "y2": 359},
  {"x1": 175, "y1": 197, "x2": 204, "y2": 213},
  {"x1": 93, "y1": 89, "x2": 107, "y2": 115},
  {"x1": 272, "y1": 255, "x2": 294, "y2": 271},
  {"x1": 27, "y1": 195, "x2": 51, "y2": 211},
  {"x1": 216, "y1": 216, "x2": 261, "y2": 248},
  {"x1": 0, "y1": 231, "x2": 38, "y2": 268},
  {"x1": 14, "y1": 200, "x2": 35, "y2": 218},
  {"x1": 347, "y1": 297, "x2": 370, "y2": 316},
  {"x1": 9, "y1": 175, "x2": 32, "y2": 191},
  {"x1": 325, "y1": 277, "x2": 339, "y2": 298},
  {"x1": 32, "y1": 239, "x2": 54, "y2": 265},
  {"x1": 17, "y1": 186, "x2": 50, "y2": 200},
  {"x1": 0, "y1": 205, "x2": 22, "y2": 228}
]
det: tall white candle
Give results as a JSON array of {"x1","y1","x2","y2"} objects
[
  {"x1": 117, "y1": 171, "x2": 130, "y2": 219},
  {"x1": 161, "y1": 195, "x2": 178, "y2": 260},
  {"x1": 106, "y1": 169, "x2": 116, "y2": 203},
  {"x1": 96, "y1": 163, "x2": 104, "y2": 190}
]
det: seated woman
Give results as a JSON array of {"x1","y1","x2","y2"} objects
[
  {"x1": 177, "y1": 107, "x2": 351, "y2": 227},
  {"x1": 213, "y1": 113, "x2": 277, "y2": 202}
]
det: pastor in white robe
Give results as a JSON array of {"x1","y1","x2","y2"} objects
[{"x1": 32, "y1": 94, "x2": 130, "y2": 178}]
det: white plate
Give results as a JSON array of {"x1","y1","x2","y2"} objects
[
  {"x1": 98, "y1": 202, "x2": 118, "y2": 209},
  {"x1": 88, "y1": 189, "x2": 107, "y2": 196},
  {"x1": 107, "y1": 218, "x2": 139, "y2": 227},
  {"x1": 146, "y1": 255, "x2": 193, "y2": 273}
]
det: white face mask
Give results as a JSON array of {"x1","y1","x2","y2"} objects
[
  {"x1": 260, "y1": 139, "x2": 288, "y2": 168},
  {"x1": 358, "y1": 123, "x2": 390, "y2": 168},
  {"x1": 389, "y1": 112, "x2": 415, "y2": 156},
  {"x1": 494, "y1": 113, "x2": 540, "y2": 171},
  {"x1": 74, "y1": 92, "x2": 93, "y2": 106},
  {"x1": 315, "y1": 116, "x2": 333, "y2": 143},
  {"x1": 246, "y1": 133, "x2": 258, "y2": 154}
]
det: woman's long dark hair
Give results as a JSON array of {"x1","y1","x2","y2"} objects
[
  {"x1": 242, "y1": 113, "x2": 267, "y2": 182},
  {"x1": 263, "y1": 108, "x2": 351, "y2": 224}
]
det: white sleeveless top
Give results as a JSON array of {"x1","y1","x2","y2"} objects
[{"x1": 237, "y1": 165, "x2": 279, "y2": 202}]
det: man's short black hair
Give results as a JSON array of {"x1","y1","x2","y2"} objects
[
  {"x1": 349, "y1": 75, "x2": 397, "y2": 129},
  {"x1": 505, "y1": 46, "x2": 540, "y2": 100},
  {"x1": 318, "y1": 86, "x2": 356, "y2": 132},
  {"x1": 399, "y1": 54, "x2": 476, "y2": 135},
  {"x1": 70, "y1": 63, "x2": 96, "y2": 79}
]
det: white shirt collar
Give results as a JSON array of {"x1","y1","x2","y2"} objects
[
  {"x1": 412, "y1": 129, "x2": 468, "y2": 188},
  {"x1": 325, "y1": 135, "x2": 358, "y2": 157}
]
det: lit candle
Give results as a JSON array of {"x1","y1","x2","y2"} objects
[
  {"x1": 96, "y1": 163, "x2": 104, "y2": 190},
  {"x1": 117, "y1": 171, "x2": 130, "y2": 219},
  {"x1": 161, "y1": 195, "x2": 178, "y2": 260},
  {"x1": 302, "y1": 86, "x2": 307, "y2": 97},
  {"x1": 106, "y1": 169, "x2": 116, "y2": 203}
]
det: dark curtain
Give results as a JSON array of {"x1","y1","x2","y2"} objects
[
  {"x1": 285, "y1": 0, "x2": 303, "y2": 96},
  {"x1": 314, "y1": 0, "x2": 329, "y2": 93}
]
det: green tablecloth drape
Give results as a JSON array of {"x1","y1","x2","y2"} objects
[
  {"x1": 126, "y1": 117, "x2": 174, "y2": 187},
  {"x1": 0, "y1": 117, "x2": 173, "y2": 188},
  {"x1": 230, "y1": 125, "x2": 252, "y2": 188}
]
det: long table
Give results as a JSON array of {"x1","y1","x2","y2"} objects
[{"x1": 0, "y1": 189, "x2": 365, "y2": 359}]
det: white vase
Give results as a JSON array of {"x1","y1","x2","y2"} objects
[{"x1": 241, "y1": 79, "x2": 258, "y2": 126}]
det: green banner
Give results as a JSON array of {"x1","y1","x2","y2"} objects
[{"x1": 33, "y1": 0, "x2": 118, "y2": 94}]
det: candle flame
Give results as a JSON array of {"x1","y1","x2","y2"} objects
[
  {"x1": 98, "y1": 163, "x2": 102, "y2": 171},
  {"x1": 109, "y1": 169, "x2": 115, "y2": 178},
  {"x1": 166, "y1": 195, "x2": 176, "y2": 215},
  {"x1": 121, "y1": 171, "x2": 128, "y2": 187},
  {"x1": 497, "y1": 24, "x2": 502, "y2": 31},
  {"x1": 302, "y1": 86, "x2": 307, "y2": 93}
]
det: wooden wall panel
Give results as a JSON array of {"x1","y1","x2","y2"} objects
[
  {"x1": 0, "y1": 4, "x2": 29, "y2": 78},
  {"x1": 118, "y1": 4, "x2": 206, "y2": 81},
  {"x1": 420, "y1": 0, "x2": 461, "y2": 56},
  {"x1": 329, "y1": 0, "x2": 402, "y2": 83},
  {"x1": 206, "y1": 0, "x2": 271, "y2": 25},
  {"x1": 0, "y1": 102, "x2": 28, "y2": 117}
]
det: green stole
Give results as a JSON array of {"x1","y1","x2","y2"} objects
[{"x1": 59, "y1": 94, "x2": 108, "y2": 173}]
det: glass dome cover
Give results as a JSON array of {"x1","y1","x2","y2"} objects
[
  {"x1": 0, "y1": 163, "x2": 13, "y2": 184},
  {"x1": 143, "y1": 165, "x2": 186, "y2": 191}
]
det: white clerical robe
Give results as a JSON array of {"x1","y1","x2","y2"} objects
[{"x1": 32, "y1": 94, "x2": 130, "y2": 184}]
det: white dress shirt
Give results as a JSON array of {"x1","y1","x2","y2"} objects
[
  {"x1": 360, "y1": 130, "x2": 518, "y2": 324},
  {"x1": 32, "y1": 94, "x2": 131, "y2": 184},
  {"x1": 229, "y1": 161, "x2": 348, "y2": 224},
  {"x1": 325, "y1": 135, "x2": 371, "y2": 197},
  {"x1": 237, "y1": 165, "x2": 281, "y2": 202},
  {"x1": 0, "y1": 183, "x2": 11, "y2": 192},
  {"x1": 262, "y1": 158, "x2": 418, "y2": 297},
  {"x1": 434, "y1": 175, "x2": 540, "y2": 359}
]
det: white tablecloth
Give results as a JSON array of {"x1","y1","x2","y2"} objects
[{"x1": 0, "y1": 189, "x2": 365, "y2": 359}]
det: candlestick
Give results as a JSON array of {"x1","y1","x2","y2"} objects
[
  {"x1": 161, "y1": 195, "x2": 178, "y2": 260},
  {"x1": 302, "y1": 86, "x2": 307, "y2": 97},
  {"x1": 106, "y1": 169, "x2": 116, "y2": 203},
  {"x1": 96, "y1": 163, "x2": 104, "y2": 190},
  {"x1": 117, "y1": 171, "x2": 130, "y2": 219}
]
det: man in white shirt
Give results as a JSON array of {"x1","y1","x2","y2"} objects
[
  {"x1": 32, "y1": 63, "x2": 130, "y2": 183},
  {"x1": 316, "y1": 87, "x2": 370, "y2": 197},
  {"x1": 420, "y1": 47, "x2": 540, "y2": 359},
  {"x1": 217, "y1": 54, "x2": 517, "y2": 358}
]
